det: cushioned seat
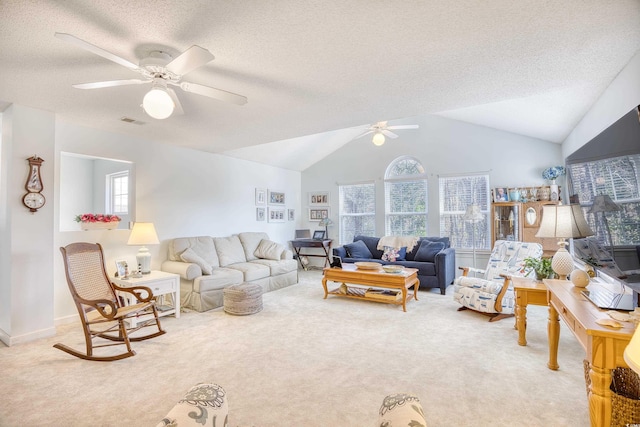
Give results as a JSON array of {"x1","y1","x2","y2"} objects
[
  {"x1": 194, "y1": 268, "x2": 244, "y2": 293},
  {"x1": 223, "y1": 283, "x2": 263, "y2": 315},
  {"x1": 226, "y1": 262, "x2": 270, "y2": 281},
  {"x1": 453, "y1": 240, "x2": 542, "y2": 321}
]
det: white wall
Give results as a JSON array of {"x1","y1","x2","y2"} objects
[
  {"x1": 301, "y1": 114, "x2": 563, "y2": 254},
  {"x1": 1, "y1": 107, "x2": 301, "y2": 344}
]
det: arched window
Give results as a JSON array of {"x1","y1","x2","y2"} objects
[{"x1": 384, "y1": 156, "x2": 427, "y2": 236}]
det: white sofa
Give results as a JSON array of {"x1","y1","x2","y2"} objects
[{"x1": 161, "y1": 232, "x2": 298, "y2": 312}]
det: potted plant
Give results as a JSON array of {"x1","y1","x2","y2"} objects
[{"x1": 523, "y1": 257, "x2": 555, "y2": 281}]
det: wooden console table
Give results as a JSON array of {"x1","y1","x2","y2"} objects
[
  {"x1": 544, "y1": 279, "x2": 635, "y2": 427},
  {"x1": 290, "y1": 239, "x2": 332, "y2": 270}
]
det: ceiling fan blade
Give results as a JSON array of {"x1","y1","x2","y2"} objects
[
  {"x1": 166, "y1": 45, "x2": 215, "y2": 76},
  {"x1": 177, "y1": 81, "x2": 247, "y2": 105},
  {"x1": 55, "y1": 32, "x2": 140, "y2": 72},
  {"x1": 387, "y1": 125, "x2": 419, "y2": 130},
  {"x1": 382, "y1": 130, "x2": 399, "y2": 139},
  {"x1": 72, "y1": 79, "x2": 149, "y2": 89},
  {"x1": 353, "y1": 130, "x2": 374, "y2": 140},
  {"x1": 167, "y1": 88, "x2": 184, "y2": 115}
]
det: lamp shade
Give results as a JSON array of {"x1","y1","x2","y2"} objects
[
  {"x1": 535, "y1": 204, "x2": 593, "y2": 280},
  {"x1": 127, "y1": 222, "x2": 160, "y2": 274},
  {"x1": 127, "y1": 222, "x2": 160, "y2": 246},
  {"x1": 588, "y1": 194, "x2": 620, "y2": 214},
  {"x1": 625, "y1": 326, "x2": 640, "y2": 374},
  {"x1": 463, "y1": 204, "x2": 483, "y2": 222},
  {"x1": 535, "y1": 204, "x2": 593, "y2": 240},
  {"x1": 318, "y1": 218, "x2": 334, "y2": 227}
]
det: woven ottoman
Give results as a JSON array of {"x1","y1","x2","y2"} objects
[{"x1": 223, "y1": 283, "x2": 263, "y2": 315}]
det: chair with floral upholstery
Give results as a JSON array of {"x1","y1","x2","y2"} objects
[{"x1": 453, "y1": 240, "x2": 543, "y2": 321}]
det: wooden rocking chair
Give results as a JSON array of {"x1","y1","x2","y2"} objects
[{"x1": 55, "y1": 242, "x2": 165, "y2": 361}]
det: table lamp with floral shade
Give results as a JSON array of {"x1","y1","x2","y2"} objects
[{"x1": 318, "y1": 217, "x2": 333, "y2": 238}]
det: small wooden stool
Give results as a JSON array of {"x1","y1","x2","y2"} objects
[{"x1": 223, "y1": 283, "x2": 263, "y2": 315}]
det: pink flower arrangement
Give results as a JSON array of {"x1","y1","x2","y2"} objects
[{"x1": 75, "y1": 213, "x2": 121, "y2": 223}]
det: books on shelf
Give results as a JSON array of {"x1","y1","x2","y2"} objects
[{"x1": 364, "y1": 288, "x2": 400, "y2": 300}]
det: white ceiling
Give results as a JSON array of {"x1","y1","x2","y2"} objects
[{"x1": 1, "y1": 1, "x2": 639, "y2": 171}]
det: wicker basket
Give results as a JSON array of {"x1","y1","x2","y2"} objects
[
  {"x1": 223, "y1": 283, "x2": 263, "y2": 315},
  {"x1": 585, "y1": 360, "x2": 640, "y2": 427}
]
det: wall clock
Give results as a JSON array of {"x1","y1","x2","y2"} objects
[{"x1": 22, "y1": 155, "x2": 45, "y2": 212}]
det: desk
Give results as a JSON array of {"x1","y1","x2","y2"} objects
[
  {"x1": 544, "y1": 279, "x2": 635, "y2": 427},
  {"x1": 513, "y1": 276, "x2": 547, "y2": 346},
  {"x1": 290, "y1": 239, "x2": 332, "y2": 270}
]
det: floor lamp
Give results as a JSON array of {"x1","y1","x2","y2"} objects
[
  {"x1": 587, "y1": 194, "x2": 620, "y2": 260},
  {"x1": 463, "y1": 204, "x2": 484, "y2": 268}
]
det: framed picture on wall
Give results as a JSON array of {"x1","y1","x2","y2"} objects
[
  {"x1": 309, "y1": 192, "x2": 329, "y2": 206},
  {"x1": 268, "y1": 207, "x2": 286, "y2": 222},
  {"x1": 255, "y1": 188, "x2": 266, "y2": 205},
  {"x1": 268, "y1": 190, "x2": 285, "y2": 205},
  {"x1": 288, "y1": 209, "x2": 295, "y2": 221},
  {"x1": 308, "y1": 207, "x2": 330, "y2": 221},
  {"x1": 256, "y1": 207, "x2": 265, "y2": 221}
]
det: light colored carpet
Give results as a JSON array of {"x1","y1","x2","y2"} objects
[{"x1": 0, "y1": 270, "x2": 588, "y2": 426}]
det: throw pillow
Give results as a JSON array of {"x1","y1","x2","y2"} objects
[
  {"x1": 414, "y1": 240, "x2": 445, "y2": 262},
  {"x1": 180, "y1": 247, "x2": 213, "y2": 275},
  {"x1": 381, "y1": 246, "x2": 407, "y2": 262},
  {"x1": 344, "y1": 240, "x2": 373, "y2": 259},
  {"x1": 254, "y1": 239, "x2": 285, "y2": 260}
]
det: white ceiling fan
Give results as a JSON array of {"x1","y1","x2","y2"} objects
[
  {"x1": 54, "y1": 32, "x2": 247, "y2": 119},
  {"x1": 354, "y1": 121, "x2": 419, "y2": 146}
]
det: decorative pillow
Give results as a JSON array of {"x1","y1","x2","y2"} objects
[
  {"x1": 254, "y1": 239, "x2": 285, "y2": 260},
  {"x1": 180, "y1": 247, "x2": 212, "y2": 275},
  {"x1": 381, "y1": 246, "x2": 407, "y2": 262},
  {"x1": 414, "y1": 241, "x2": 445, "y2": 262},
  {"x1": 344, "y1": 240, "x2": 373, "y2": 259}
]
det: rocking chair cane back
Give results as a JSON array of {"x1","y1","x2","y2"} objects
[{"x1": 55, "y1": 242, "x2": 165, "y2": 361}]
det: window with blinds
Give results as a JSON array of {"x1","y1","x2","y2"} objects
[
  {"x1": 338, "y1": 182, "x2": 375, "y2": 245},
  {"x1": 384, "y1": 156, "x2": 427, "y2": 236},
  {"x1": 439, "y1": 174, "x2": 491, "y2": 249},
  {"x1": 567, "y1": 153, "x2": 640, "y2": 246}
]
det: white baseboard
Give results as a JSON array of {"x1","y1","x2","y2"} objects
[{"x1": 0, "y1": 326, "x2": 55, "y2": 346}]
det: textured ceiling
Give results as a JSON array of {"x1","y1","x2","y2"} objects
[{"x1": 1, "y1": 1, "x2": 639, "y2": 171}]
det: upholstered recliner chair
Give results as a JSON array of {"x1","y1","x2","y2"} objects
[{"x1": 453, "y1": 240, "x2": 543, "y2": 321}]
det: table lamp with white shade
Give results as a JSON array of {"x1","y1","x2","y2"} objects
[
  {"x1": 535, "y1": 204, "x2": 593, "y2": 280},
  {"x1": 127, "y1": 222, "x2": 160, "y2": 274},
  {"x1": 624, "y1": 326, "x2": 640, "y2": 375}
]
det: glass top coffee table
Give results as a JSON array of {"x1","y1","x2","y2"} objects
[{"x1": 321, "y1": 263, "x2": 419, "y2": 312}]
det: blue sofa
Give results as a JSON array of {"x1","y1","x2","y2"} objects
[{"x1": 332, "y1": 235, "x2": 456, "y2": 295}]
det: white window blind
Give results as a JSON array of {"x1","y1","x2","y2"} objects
[
  {"x1": 439, "y1": 174, "x2": 491, "y2": 249},
  {"x1": 384, "y1": 156, "x2": 427, "y2": 236},
  {"x1": 339, "y1": 182, "x2": 375, "y2": 245},
  {"x1": 107, "y1": 171, "x2": 129, "y2": 215},
  {"x1": 568, "y1": 153, "x2": 640, "y2": 246}
]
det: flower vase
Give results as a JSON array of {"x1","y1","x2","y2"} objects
[
  {"x1": 549, "y1": 180, "x2": 559, "y2": 201},
  {"x1": 80, "y1": 221, "x2": 120, "y2": 231}
]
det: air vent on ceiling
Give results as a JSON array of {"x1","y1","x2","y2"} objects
[{"x1": 120, "y1": 117, "x2": 145, "y2": 125}]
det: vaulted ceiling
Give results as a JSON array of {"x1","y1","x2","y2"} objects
[{"x1": 1, "y1": 1, "x2": 639, "y2": 170}]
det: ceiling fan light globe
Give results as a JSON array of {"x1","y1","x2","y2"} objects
[
  {"x1": 372, "y1": 132, "x2": 385, "y2": 146},
  {"x1": 143, "y1": 88, "x2": 175, "y2": 119}
]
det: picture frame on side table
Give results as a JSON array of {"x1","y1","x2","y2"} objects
[
  {"x1": 255, "y1": 188, "x2": 266, "y2": 205},
  {"x1": 115, "y1": 259, "x2": 128, "y2": 278},
  {"x1": 268, "y1": 190, "x2": 285, "y2": 205},
  {"x1": 493, "y1": 187, "x2": 509, "y2": 202},
  {"x1": 256, "y1": 207, "x2": 265, "y2": 221},
  {"x1": 313, "y1": 230, "x2": 326, "y2": 239},
  {"x1": 268, "y1": 207, "x2": 286, "y2": 222},
  {"x1": 309, "y1": 207, "x2": 330, "y2": 221},
  {"x1": 309, "y1": 192, "x2": 329, "y2": 206},
  {"x1": 288, "y1": 209, "x2": 295, "y2": 221}
]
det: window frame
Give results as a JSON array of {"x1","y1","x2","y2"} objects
[
  {"x1": 384, "y1": 156, "x2": 428, "y2": 236},
  {"x1": 338, "y1": 181, "x2": 376, "y2": 245},
  {"x1": 106, "y1": 170, "x2": 129, "y2": 215}
]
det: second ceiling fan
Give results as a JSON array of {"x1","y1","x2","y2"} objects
[
  {"x1": 354, "y1": 121, "x2": 419, "y2": 146},
  {"x1": 55, "y1": 32, "x2": 247, "y2": 119}
]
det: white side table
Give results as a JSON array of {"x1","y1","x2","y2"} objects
[{"x1": 113, "y1": 270, "x2": 180, "y2": 327}]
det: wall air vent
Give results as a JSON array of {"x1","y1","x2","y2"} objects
[{"x1": 120, "y1": 117, "x2": 145, "y2": 125}]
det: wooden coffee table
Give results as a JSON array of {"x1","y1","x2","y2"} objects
[{"x1": 322, "y1": 263, "x2": 419, "y2": 311}]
